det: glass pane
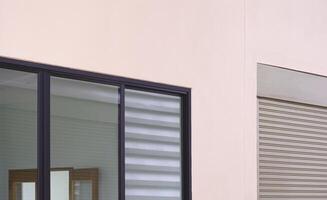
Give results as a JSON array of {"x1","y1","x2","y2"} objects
[
  {"x1": 15, "y1": 182, "x2": 36, "y2": 200},
  {"x1": 50, "y1": 77, "x2": 119, "y2": 200},
  {"x1": 0, "y1": 68, "x2": 37, "y2": 200},
  {"x1": 124, "y1": 89, "x2": 182, "y2": 200},
  {"x1": 21, "y1": 183, "x2": 36, "y2": 200},
  {"x1": 51, "y1": 171, "x2": 70, "y2": 200},
  {"x1": 74, "y1": 180, "x2": 92, "y2": 200}
]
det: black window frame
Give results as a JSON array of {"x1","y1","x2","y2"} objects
[{"x1": 0, "y1": 56, "x2": 192, "y2": 200}]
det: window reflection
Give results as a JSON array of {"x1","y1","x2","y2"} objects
[
  {"x1": 51, "y1": 77, "x2": 119, "y2": 200},
  {"x1": 0, "y1": 68, "x2": 37, "y2": 200}
]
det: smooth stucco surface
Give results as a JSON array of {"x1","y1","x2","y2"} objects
[{"x1": 1, "y1": 0, "x2": 327, "y2": 199}]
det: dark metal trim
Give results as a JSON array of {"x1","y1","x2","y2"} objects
[
  {"x1": 0, "y1": 56, "x2": 192, "y2": 200},
  {"x1": 37, "y1": 72, "x2": 50, "y2": 200},
  {"x1": 182, "y1": 90, "x2": 192, "y2": 200},
  {"x1": 258, "y1": 62, "x2": 327, "y2": 80},
  {"x1": 0, "y1": 56, "x2": 190, "y2": 94},
  {"x1": 118, "y1": 85, "x2": 126, "y2": 200}
]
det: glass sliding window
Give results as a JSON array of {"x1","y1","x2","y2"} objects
[
  {"x1": 125, "y1": 89, "x2": 182, "y2": 200},
  {"x1": 50, "y1": 77, "x2": 119, "y2": 200},
  {"x1": 0, "y1": 68, "x2": 37, "y2": 200},
  {"x1": 0, "y1": 57, "x2": 191, "y2": 200}
]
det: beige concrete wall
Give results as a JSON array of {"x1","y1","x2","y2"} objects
[
  {"x1": 244, "y1": 1, "x2": 327, "y2": 199},
  {"x1": 1, "y1": 0, "x2": 327, "y2": 199}
]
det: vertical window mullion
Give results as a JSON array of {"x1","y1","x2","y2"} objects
[
  {"x1": 37, "y1": 71, "x2": 50, "y2": 200},
  {"x1": 182, "y1": 92, "x2": 192, "y2": 200},
  {"x1": 118, "y1": 84, "x2": 125, "y2": 200}
]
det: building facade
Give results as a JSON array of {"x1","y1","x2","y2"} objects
[{"x1": 1, "y1": 0, "x2": 327, "y2": 199}]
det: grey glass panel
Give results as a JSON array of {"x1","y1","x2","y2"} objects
[
  {"x1": 50, "y1": 77, "x2": 119, "y2": 200},
  {"x1": 0, "y1": 68, "x2": 37, "y2": 200}
]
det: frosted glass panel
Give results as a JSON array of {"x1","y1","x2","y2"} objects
[
  {"x1": 51, "y1": 171, "x2": 70, "y2": 200},
  {"x1": 125, "y1": 89, "x2": 182, "y2": 200},
  {"x1": 51, "y1": 77, "x2": 119, "y2": 200},
  {"x1": 74, "y1": 181, "x2": 92, "y2": 200},
  {"x1": 22, "y1": 183, "x2": 36, "y2": 200},
  {"x1": 0, "y1": 68, "x2": 37, "y2": 200}
]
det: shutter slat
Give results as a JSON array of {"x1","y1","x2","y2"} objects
[
  {"x1": 259, "y1": 104, "x2": 327, "y2": 119},
  {"x1": 125, "y1": 148, "x2": 180, "y2": 158},
  {"x1": 259, "y1": 130, "x2": 327, "y2": 146},
  {"x1": 125, "y1": 132, "x2": 180, "y2": 143},
  {"x1": 258, "y1": 98, "x2": 327, "y2": 114},
  {"x1": 126, "y1": 196, "x2": 180, "y2": 200}
]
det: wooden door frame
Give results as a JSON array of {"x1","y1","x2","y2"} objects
[{"x1": 9, "y1": 168, "x2": 98, "y2": 200}]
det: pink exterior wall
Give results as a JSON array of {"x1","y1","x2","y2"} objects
[
  {"x1": 244, "y1": 1, "x2": 327, "y2": 199},
  {"x1": 1, "y1": 0, "x2": 327, "y2": 199}
]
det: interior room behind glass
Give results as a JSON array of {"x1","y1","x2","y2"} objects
[
  {"x1": 0, "y1": 68, "x2": 37, "y2": 200},
  {"x1": 0, "y1": 68, "x2": 119, "y2": 200}
]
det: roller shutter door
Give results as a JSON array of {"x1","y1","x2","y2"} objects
[{"x1": 258, "y1": 97, "x2": 327, "y2": 199}]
